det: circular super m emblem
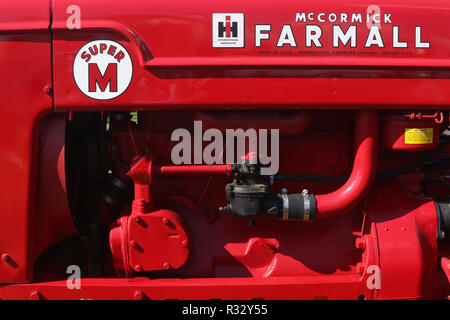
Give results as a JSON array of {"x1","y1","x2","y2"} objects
[{"x1": 73, "y1": 40, "x2": 133, "y2": 100}]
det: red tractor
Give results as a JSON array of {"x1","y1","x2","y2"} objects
[{"x1": 0, "y1": 0, "x2": 449, "y2": 300}]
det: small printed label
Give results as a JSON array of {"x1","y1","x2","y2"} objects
[{"x1": 405, "y1": 128, "x2": 433, "y2": 144}]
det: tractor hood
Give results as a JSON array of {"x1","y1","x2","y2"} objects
[{"x1": 51, "y1": 0, "x2": 450, "y2": 110}]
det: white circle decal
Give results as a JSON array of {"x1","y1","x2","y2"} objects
[{"x1": 73, "y1": 40, "x2": 133, "y2": 100}]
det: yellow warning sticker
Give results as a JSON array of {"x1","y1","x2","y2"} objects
[{"x1": 405, "y1": 128, "x2": 433, "y2": 144}]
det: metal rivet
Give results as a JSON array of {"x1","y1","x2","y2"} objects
[
  {"x1": 135, "y1": 264, "x2": 143, "y2": 272},
  {"x1": 181, "y1": 240, "x2": 188, "y2": 248},
  {"x1": 133, "y1": 290, "x2": 143, "y2": 300},
  {"x1": 163, "y1": 263, "x2": 170, "y2": 270},
  {"x1": 132, "y1": 216, "x2": 140, "y2": 223},
  {"x1": 1, "y1": 254, "x2": 9, "y2": 263},
  {"x1": 356, "y1": 262, "x2": 365, "y2": 274},
  {"x1": 355, "y1": 238, "x2": 366, "y2": 250},
  {"x1": 43, "y1": 86, "x2": 52, "y2": 96},
  {"x1": 162, "y1": 217, "x2": 169, "y2": 225},
  {"x1": 30, "y1": 291, "x2": 41, "y2": 300}
]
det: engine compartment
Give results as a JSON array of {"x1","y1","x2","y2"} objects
[{"x1": 26, "y1": 109, "x2": 450, "y2": 299}]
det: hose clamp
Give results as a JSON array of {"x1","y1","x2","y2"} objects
[
  {"x1": 302, "y1": 189, "x2": 311, "y2": 221},
  {"x1": 281, "y1": 193, "x2": 289, "y2": 221}
]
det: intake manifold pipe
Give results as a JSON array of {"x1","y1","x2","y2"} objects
[{"x1": 283, "y1": 110, "x2": 380, "y2": 221}]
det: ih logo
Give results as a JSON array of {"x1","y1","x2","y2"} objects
[
  {"x1": 212, "y1": 13, "x2": 244, "y2": 48},
  {"x1": 73, "y1": 40, "x2": 133, "y2": 100}
]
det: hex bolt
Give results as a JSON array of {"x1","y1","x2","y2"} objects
[
  {"x1": 163, "y1": 262, "x2": 170, "y2": 270},
  {"x1": 132, "y1": 216, "x2": 141, "y2": 223},
  {"x1": 162, "y1": 217, "x2": 169, "y2": 225},
  {"x1": 1, "y1": 253, "x2": 9, "y2": 263},
  {"x1": 43, "y1": 86, "x2": 52, "y2": 96},
  {"x1": 355, "y1": 238, "x2": 366, "y2": 250},
  {"x1": 133, "y1": 290, "x2": 143, "y2": 300},
  {"x1": 135, "y1": 264, "x2": 143, "y2": 272},
  {"x1": 356, "y1": 262, "x2": 365, "y2": 274},
  {"x1": 30, "y1": 291, "x2": 41, "y2": 300},
  {"x1": 181, "y1": 240, "x2": 188, "y2": 248}
]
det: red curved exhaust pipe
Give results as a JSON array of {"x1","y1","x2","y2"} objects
[{"x1": 315, "y1": 110, "x2": 380, "y2": 219}]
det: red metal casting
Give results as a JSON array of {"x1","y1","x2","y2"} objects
[
  {"x1": 110, "y1": 209, "x2": 190, "y2": 276},
  {"x1": 442, "y1": 257, "x2": 450, "y2": 290}
]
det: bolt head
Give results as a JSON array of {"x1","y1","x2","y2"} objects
[
  {"x1": 43, "y1": 86, "x2": 52, "y2": 95},
  {"x1": 135, "y1": 264, "x2": 143, "y2": 272},
  {"x1": 129, "y1": 240, "x2": 137, "y2": 248},
  {"x1": 355, "y1": 238, "x2": 366, "y2": 250},
  {"x1": 356, "y1": 262, "x2": 365, "y2": 274},
  {"x1": 132, "y1": 216, "x2": 140, "y2": 223},
  {"x1": 1, "y1": 254, "x2": 9, "y2": 263},
  {"x1": 133, "y1": 290, "x2": 143, "y2": 300},
  {"x1": 162, "y1": 217, "x2": 169, "y2": 225},
  {"x1": 30, "y1": 291, "x2": 40, "y2": 300},
  {"x1": 163, "y1": 262, "x2": 170, "y2": 270},
  {"x1": 181, "y1": 240, "x2": 188, "y2": 248}
]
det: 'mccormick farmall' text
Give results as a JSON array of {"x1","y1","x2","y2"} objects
[{"x1": 254, "y1": 12, "x2": 430, "y2": 48}]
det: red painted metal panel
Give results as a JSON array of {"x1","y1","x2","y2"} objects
[
  {"x1": 51, "y1": 0, "x2": 450, "y2": 111},
  {"x1": 0, "y1": 0, "x2": 52, "y2": 283},
  {"x1": 0, "y1": 276, "x2": 363, "y2": 300},
  {"x1": 33, "y1": 114, "x2": 78, "y2": 261},
  {"x1": 369, "y1": 180, "x2": 438, "y2": 299}
]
